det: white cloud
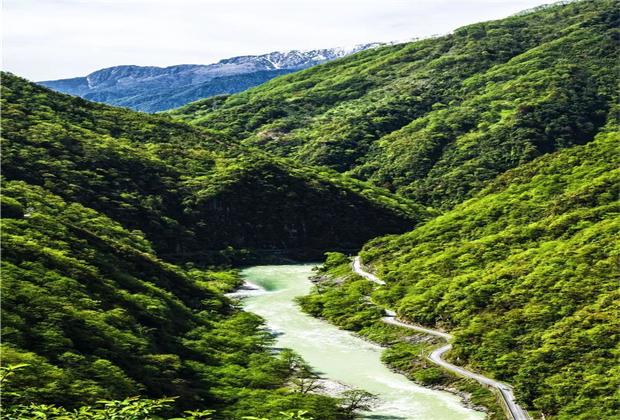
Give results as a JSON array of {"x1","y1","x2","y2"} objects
[{"x1": 2, "y1": 0, "x2": 551, "y2": 81}]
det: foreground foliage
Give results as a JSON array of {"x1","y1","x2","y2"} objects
[
  {"x1": 2, "y1": 395, "x2": 213, "y2": 420},
  {"x1": 0, "y1": 181, "x2": 347, "y2": 419}
]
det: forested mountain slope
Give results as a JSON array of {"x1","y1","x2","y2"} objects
[
  {"x1": 359, "y1": 122, "x2": 620, "y2": 419},
  {"x1": 0, "y1": 180, "x2": 344, "y2": 418},
  {"x1": 2, "y1": 1, "x2": 618, "y2": 419},
  {"x1": 2, "y1": 74, "x2": 426, "y2": 256},
  {"x1": 0, "y1": 74, "x2": 423, "y2": 419},
  {"x1": 169, "y1": 0, "x2": 618, "y2": 209}
]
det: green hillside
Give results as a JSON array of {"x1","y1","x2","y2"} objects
[
  {"x1": 297, "y1": 122, "x2": 619, "y2": 419},
  {"x1": 357, "y1": 122, "x2": 619, "y2": 419},
  {"x1": 169, "y1": 0, "x2": 618, "y2": 209},
  {"x1": 1, "y1": 74, "x2": 426, "y2": 256},
  {"x1": 1, "y1": 73, "x2": 430, "y2": 418},
  {"x1": 0, "y1": 180, "x2": 344, "y2": 418},
  {"x1": 1, "y1": 1, "x2": 618, "y2": 419}
]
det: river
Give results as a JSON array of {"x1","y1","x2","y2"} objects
[{"x1": 239, "y1": 264, "x2": 486, "y2": 420}]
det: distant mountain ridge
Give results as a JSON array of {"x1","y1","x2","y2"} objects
[{"x1": 38, "y1": 43, "x2": 393, "y2": 112}]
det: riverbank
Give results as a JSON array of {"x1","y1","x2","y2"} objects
[
  {"x1": 239, "y1": 264, "x2": 487, "y2": 420},
  {"x1": 225, "y1": 279, "x2": 357, "y2": 401},
  {"x1": 347, "y1": 330, "x2": 489, "y2": 414},
  {"x1": 229, "y1": 272, "x2": 494, "y2": 418},
  {"x1": 297, "y1": 255, "x2": 507, "y2": 420},
  {"x1": 352, "y1": 258, "x2": 533, "y2": 420}
]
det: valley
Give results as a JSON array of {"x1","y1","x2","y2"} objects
[
  {"x1": 1, "y1": 1, "x2": 618, "y2": 419},
  {"x1": 240, "y1": 264, "x2": 486, "y2": 420}
]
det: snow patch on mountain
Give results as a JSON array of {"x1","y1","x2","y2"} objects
[{"x1": 38, "y1": 40, "x2": 414, "y2": 112}]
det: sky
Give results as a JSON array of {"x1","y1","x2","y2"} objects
[{"x1": 3, "y1": 0, "x2": 552, "y2": 81}]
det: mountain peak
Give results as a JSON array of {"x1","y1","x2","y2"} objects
[{"x1": 38, "y1": 41, "x2": 402, "y2": 112}]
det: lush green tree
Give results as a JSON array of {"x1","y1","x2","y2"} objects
[{"x1": 339, "y1": 390, "x2": 378, "y2": 415}]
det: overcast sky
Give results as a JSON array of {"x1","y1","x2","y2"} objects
[{"x1": 3, "y1": 0, "x2": 551, "y2": 81}]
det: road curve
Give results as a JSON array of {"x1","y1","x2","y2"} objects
[
  {"x1": 351, "y1": 257, "x2": 531, "y2": 420},
  {"x1": 353, "y1": 256, "x2": 385, "y2": 285}
]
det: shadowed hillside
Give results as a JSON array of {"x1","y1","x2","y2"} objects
[{"x1": 2, "y1": 73, "x2": 427, "y2": 256}]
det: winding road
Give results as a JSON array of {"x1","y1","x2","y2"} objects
[{"x1": 352, "y1": 257, "x2": 531, "y2": 420}]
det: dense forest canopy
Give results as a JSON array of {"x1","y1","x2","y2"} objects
[
  {"x1": 0, "y1": 74, "x2": 427, "y2": 419},
  {"x1": 1, "y1": 73, "x2": 426, "y2": 257},
  {"x1": 361, "y1": 123, "x2": 620, "y2": 419},
  {"x1": 0, "y1": 180, "x2": 346, "y2": 418},
  {"x1": 298, "y1": 123, "x2": 619, "y2": 420}
]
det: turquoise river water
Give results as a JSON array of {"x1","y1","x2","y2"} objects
[{"x1": 239, "y1": 264, "x2": 486, "y2": 420}]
